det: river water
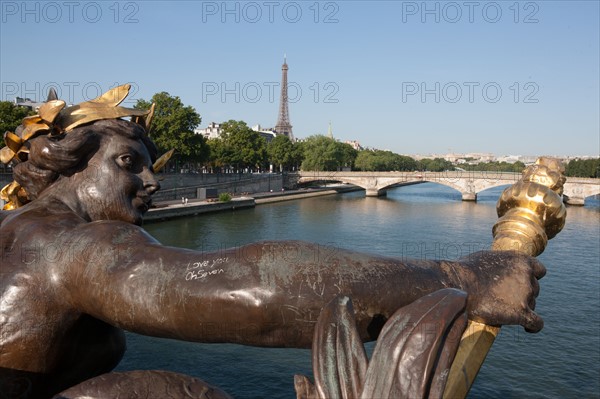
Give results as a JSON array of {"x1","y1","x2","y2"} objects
[{"x1": 116, "y1": 183, "x2": 600, "y2": 398}]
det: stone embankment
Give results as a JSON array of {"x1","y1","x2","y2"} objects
[
  {"x1": 144, "y1": 186, "x2": 360, "y2": 223},
  {"x1": 144, "y1": 197, "x2": 256, "y2": 222},
  {"x1": 151, "y1": 173, "x2": 285, "y2": 202}
]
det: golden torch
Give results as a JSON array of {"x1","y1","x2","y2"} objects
[{"x1": 443, "y1": 157, "x2": 568, "y2": 398}]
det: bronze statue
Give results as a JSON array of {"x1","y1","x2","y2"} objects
[
  {"x1": 293, "y1": 289, "x2": 470, "y2": 399},
  {"x1": 0, "y1": 86, "x2": 546, "y2": 398},
  {"x1": 54, "y1": 370, "x2": 233, "y2": 399}
]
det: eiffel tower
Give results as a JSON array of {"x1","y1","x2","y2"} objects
[{"x1": 274, "y1": 55, "x2": 293, "y2": 140}]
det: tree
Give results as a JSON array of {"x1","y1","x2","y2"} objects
[
  {"x1": 354, "y1": 150, "x2": 376, "y2": 171},
  {"x1": 300, "y1": 135, "x2": 357, "y2": 171},
  {"x1": 338, "y1": 142, "x2": 358, "y2": 170},
  {"x1": 395, "y1": 154, "x2": 418, "y2": 171},
  {"x1": 354, "y1": 150, "x2": 418, "y2": 171},
  {"x1": 135, "y1": 93, "x2": 205, "y2": 167},
  {"x1": 512, "y1": 161, "x2": 526, "y2": 172},
  {"x1": 0, "y1": 101, "x2": 36, "y2": 147},
  {"x1": 566, "y1": 158, "x2": 600, "y2": 178},
  {"x1": 205, "y1": 138, "x2": 229, "y2": 173},
  {"x1": 182, "y1": 133, "x2": 210, "y2": 165},
  {"x1": 465, "y1": 161, "x2": 526, "y2": 173},
  {"x1": 218, "y1": 120, "x2": 267, "y2": 172},
  {"x1": 418, "y1": 158, "x2": 455, "y2": 172},
  {"x1": 267, "y1": 135, "x2": 301, "y2": 172}
]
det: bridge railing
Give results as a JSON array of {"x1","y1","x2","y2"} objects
[{"x1": 297, "y1": 170, "x2": 523, "y2": 184}]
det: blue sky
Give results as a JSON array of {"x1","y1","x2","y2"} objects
[{"x1": 1, "y1": 1, "x2": 598, "y2": 156}]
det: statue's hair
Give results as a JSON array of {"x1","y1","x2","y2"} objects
[{"x1": 13, "y1": 119, "x2": 157, "y2": 200}]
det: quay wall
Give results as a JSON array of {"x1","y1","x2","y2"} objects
[
  {"x1": 152, "y1": 173, "x2": 284, "y2": 202},
  {"x1": 145, "y1": 197, "x2": 256, "y2": 222}
]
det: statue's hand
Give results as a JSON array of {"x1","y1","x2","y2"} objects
[{"x1": 449, "y1": 251, "x2": 546, "y2": 332}]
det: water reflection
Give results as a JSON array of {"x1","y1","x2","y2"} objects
[{"x1": 146, "y1": 183, "x2": 598, "y2": 261}]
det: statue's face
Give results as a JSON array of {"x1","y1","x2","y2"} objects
[{"x1": 71, "y1": 125, "x2": 159, "y2": 225}]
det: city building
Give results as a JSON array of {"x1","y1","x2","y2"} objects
[
  {"x1": 252, "y1": 124, "x2": 277, "y2": 143},
  {"x1": 345, "y1": 140, "x2": 363, "y2": 151},
  {"x1": 14, "y1": 97, "x2": 45, "y2": 111},
  {"x1": 195, "y1": 122, "x2": 222, "y2": 140}
]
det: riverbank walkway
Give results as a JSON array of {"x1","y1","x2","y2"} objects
[{"x1": 144, "y1": 186, "x2": 358, "y2": 223}]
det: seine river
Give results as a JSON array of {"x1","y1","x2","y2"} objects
[{"x1": 116, "y1": 183, "x2": 600, "y2": 398}]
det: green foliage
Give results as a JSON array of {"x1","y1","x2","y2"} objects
[
  {"x1": 135, "y1": 93, "x2": 205, "y2": 164},
  {"x1": 417, "y1": 158, "x2": 455, "y2": 172},
  {"x1": 184, "y1": 132, "x2": 210, "y2": 164},
  {"x1": 300, "y1": 135, "x2": 357, "y2": 171},
  {"x1": 205, "y1": 138, "x2": 229, "y2": 172},
  {"x1": 210, "y1": 120, "x2": 267, "y2": 171},
  {"x1": 267, "y1": 135, "x2": 303, "y2": 171},
  {"x1": 0, "y1": 101, "x2": 36, "y2": 147},
  {"x1": 218, "y1": 192, "x2": 232, "y2": 202},
  {"x1": 355, "y1": 150, "x2": 418, "y2": 171},
  {"x1": 464, "y1": 161, "x2": 525, "y2": 173},
  {"x1": 565, "y1": 158, "x2": 600, "y2": 178},
  {"x1": 339, "y1": 142, "x2": 358, "y2": 170},
  {"x1": 512, "y1": 161, "x2": 526, "y2": 172}
]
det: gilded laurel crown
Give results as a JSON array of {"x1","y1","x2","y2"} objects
[{"x1": 1, "y1": 84, "x2": 173, "y2": 210}]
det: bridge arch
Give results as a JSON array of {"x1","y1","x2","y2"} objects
[
  {"x1": 297, "y1": 172, "x2": 520, "y2": 201},
  {"x1": 297, "y1": 171, "x2": 599, "y2": 204},
  {"x1": 562, "y1": 179, "x2": 600, "y2": 205}
]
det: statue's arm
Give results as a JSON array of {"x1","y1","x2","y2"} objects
[
  {"x1": 61, "y1": 221, "x2": 463, "y2": 347},
  {"x1": 62, "y1": 222, "x2": 545, "y2": 348}
]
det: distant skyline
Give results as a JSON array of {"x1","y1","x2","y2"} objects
[{"x1": 1, "y1": 1, "x2": 598, "y2": 156}]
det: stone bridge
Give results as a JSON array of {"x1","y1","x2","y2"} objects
[
  {"x1": 297, "y1": 171, "x2": 600, "y2": 205},
  {"x1": 562, "y1": 177, "x2": 600, "y2": 205}
]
